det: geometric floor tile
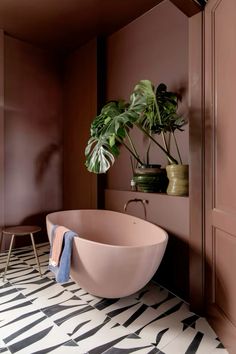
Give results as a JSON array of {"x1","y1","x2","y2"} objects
[{"x1": 0, "y1": 243, "x2": 228, "y2": 354}]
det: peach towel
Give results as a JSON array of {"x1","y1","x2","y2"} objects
[{"x1": 49, "y1": 226, "x2": 70, "y2": 266}]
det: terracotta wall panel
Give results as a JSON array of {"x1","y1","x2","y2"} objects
[
  {"x1": 106, "y1": 0, "x2": 189, "y2": 190},
  {"x1": 4, "y1": 36, "x2": 63, "y2": 246},
  {"x1": 105, "y1": 189, "x2": 189, "y2": 299},
  {"x1": 63, "y1": 39, "x2": 97, "y2": 209}
]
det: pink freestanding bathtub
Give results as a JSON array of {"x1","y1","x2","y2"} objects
[{"x1": 46, "y1": 209, "x2": 168, "y2": 298}]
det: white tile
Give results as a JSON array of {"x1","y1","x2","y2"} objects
[
  {"x1": 41, "y1": 296, "x2": 90, "y2": 324},
  {"x1": 0, "y1": 338, "x2": 11, "y2": 354},
  {"x1": 161, "y1": 326, "x2": 228, "y2": 354},
  {"x1": 136, "y1": 302, "x2": 195, "y2": 349},
  {"x1": 31, "y1": 288, "x2": 75, "y2": 309},
  {"x1": 103, "y1": 334, "x2": 159, "y2": 354},
  {"x1": 47, "y1": 340, "x2": 80, "y2": 353},
  {"x1": 192, "y1": 317, "x2": 218, "y2": 338},
  {"x1": 6, "y1": 318, "x2": 71, "y2": 354},
  {"x1": 72, "y1": 316, "x2": 132, "y2": 354},
  {"x1": 0, "y1": 294, "x2": 37, "y2": 324},
  {"x1": 133, "y1": 282, "x2": 171, "y2": 307},
  {"x1": 11, "y1": 276, "x2": 67, "y2": 301}
]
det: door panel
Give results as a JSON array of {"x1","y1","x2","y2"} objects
[{"x1": 205, "y1": 0, "x2": 236, "y2": 351}]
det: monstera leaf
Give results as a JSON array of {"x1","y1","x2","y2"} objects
[
  {"x1": 85, "y1": 100, "x2": 135, "y2": 174},
  {"x1": 90, "y1": 101, "x2": 127, "y2": 138},
  {"x1": 85, "y1": 135, "x2": 119, "y2": 174},
  {"x1": 130, "y1": 80, "x2": 162, "y2": 132},
  {"x1": 155, "y1": 83, "x2": 186, "y2": 133}
]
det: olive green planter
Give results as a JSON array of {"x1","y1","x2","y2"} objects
[
  {"x1": 166, "y1": 164, "x2": 189, "y2": 196},
  {"x1": 133, "y1": 165, "x2": 168, "y2": 193}
]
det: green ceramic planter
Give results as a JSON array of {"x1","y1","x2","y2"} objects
[
  {"x1": 133, "y1": 165, "x2": 167, "y2": 193},
  {"x1": 166, "y1": 164, "x2": 189, "y2": 196}
]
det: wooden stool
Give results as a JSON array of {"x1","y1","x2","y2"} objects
[{"x1": 0, "y1": 225, "x2": 42, "y2": 281}]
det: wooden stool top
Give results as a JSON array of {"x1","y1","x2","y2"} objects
[{"x1": 2, "y1": 225, "x2": 41, "y2": 236}]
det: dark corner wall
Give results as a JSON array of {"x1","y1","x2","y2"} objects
[
  {"x1": 63, "y1": 39, "x2": 98, "y2": 210},
  {"x1": 1, "y1": 34, "x2": 63, "y2": 249}
]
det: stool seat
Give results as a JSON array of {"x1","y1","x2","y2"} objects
[
  {"x1": 3, "y1": 226, "x2": 41, "y2": 235},
  {"x1": 1, "y1": 225, "x2": 42, "y2": 281}
]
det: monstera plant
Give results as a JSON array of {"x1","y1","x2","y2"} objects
[{"x1": 85, "y1": 80, "x2": 188, "y2": 195}]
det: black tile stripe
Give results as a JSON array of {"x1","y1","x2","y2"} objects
[
  {"x1": 135, "y1": 289, "x2": 149, "y2": 301},
  {"x1": 185, "y1": 331, "x2": 204, "y2": 354},
  {"x1": 27, "y1": 340, "x2": 76, "y2": 354},
  {"x1": 0, "y1": 293, "x2": 26, "y2": 306},
  {"x1": 153, "y1": 327, "x2": 169, "y2": 346},
  {"x1": 16, "y1": 280, "x2": 57, "y2": 297},
  {"x1": 3, "y1": 314, "x2": 48, "y2": 344},
  {"x1": 0, "y1": 283, "x2": 12, "y2": 290},
  {"x1": 54, "y1": 305, "x2": 95, "y2": 326},
  {"x1": 73, "y1": 316, "x2": 111, "y2": 343},
  {"x1": 0, "y1": 310, "x2": 40, "y2": 328},
  {"x1": 146, "y1": 348, "x2": 160, "y2": 354},
  {"x1": 181, "y1": 314, "x2": 200, "y2": 331},
  {"x1": 123, "y1": 304, "x2": 148, "y2": 327},
  {"x1": 104, "y1": 344, "x2": 154, "y2": 354},
  {"x1": 68, "y1": 319, "x2": 91, "y2": 336},
  {"x1": 85, "y1": 334, "x2": 129, "y2": 354},
  {"x1": 8, "y1": 326, "x2": 53, "y2": 353},
  {"x1": 0, "y1": 288, "x2": 18, "y2": 298},
  {"x1": 151, "y1": 292, "x2": 175, "y2": 309},
  {"x1": 95, "y1": 298, "x2": 119, "y2": 311},
  {"x1": 106, "y1": 303, "x2": 139, "y2": 319},
  {"x1": 0, "y1": 299, "x2": 33, "y2": 313},
  {"x1": 153, "y1": 301, "x2": 184, "y2": 322},
  {"x1": 47, "y1": 290, "x2": 65, "y2": 300},
  {"x1": 135, "y1": 301, "x2": 183, "y2": 336},
  {"x1": 42, "y1": 302, "x2": 86, "y2": 317}
]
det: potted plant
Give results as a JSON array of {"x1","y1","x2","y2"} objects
[{"x1": 85, "y1": 80, "x2": 188, "y2": 195}]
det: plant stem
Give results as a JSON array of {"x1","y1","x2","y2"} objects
[
  {"x1": 137, "y1": 125, "x2": 178, "y2": 164},
  {"x1": 125, "y1": 130, "x2": 140, "y2": 162},
  {"x1": 146, "y1": 138, "x2": 151, "y2": 165},
  {"x1": 172, "y1": 131, "x2": 182, "y2": 164},
  {"x1": 130, "y1": 156, "x2": 135, "y2": 175},
  {"x1": 154, "y1": 96, "x2": 172, "y2": 164},
  {"x1": 116, "y1": 136, "x2": 143, "y2": 166}
]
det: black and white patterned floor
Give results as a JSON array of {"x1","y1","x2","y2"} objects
[{"x1": 0, "y1": 242, "x2": 228, "y2": 354}]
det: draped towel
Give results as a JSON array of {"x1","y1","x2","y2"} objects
[{"x1": 49, "y1": 225, "x2": 77, "y2": 283}]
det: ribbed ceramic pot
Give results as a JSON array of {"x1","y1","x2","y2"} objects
[
  {"x1": 133, "y1": 165, "x2": 163, "y2": 193},
  {"x1": 166, "y1": 164, "x2": 189, "y2": 196}
]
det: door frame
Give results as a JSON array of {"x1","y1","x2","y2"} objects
[{"x1": 189, "y1": 11, "x2": 205, "y2": 314}]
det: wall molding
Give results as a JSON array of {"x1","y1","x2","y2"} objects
[{"x1": 189, "y1": 12, "x2": 205, "y2": 313}]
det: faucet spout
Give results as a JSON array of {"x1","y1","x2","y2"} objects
[{"x1": 124, "y1": 198, "x2": 149, "y2": 220}]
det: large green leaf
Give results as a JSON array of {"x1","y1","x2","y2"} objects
[
  {"x1": 85, "y1": 136, "x2": 118, "y2": 174},
  {"x1": 155, "y1": 83, "x2": 186, "y2": 133},
  {"x1": 85, "y1": 100, "x2": 132, "y2": 174},
  {"x1": 130, "y1": 80, "x2": 161, "y2": 132}
]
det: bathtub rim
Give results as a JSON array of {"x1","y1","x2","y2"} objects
[{"x1": 46, "y1": 209, "x2": 168, "y2": 249}]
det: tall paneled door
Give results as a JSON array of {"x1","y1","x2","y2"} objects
[{"x1": 205, "y1": 0, "x2": 236, "y2": 351}]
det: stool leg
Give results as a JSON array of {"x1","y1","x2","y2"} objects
[
  {"x1": 30, "y1": 233, "x2": 42, "y2": 277},
  {"x1": 0, "y1": 231, "x2": 3, "y2": 253},
  {"x1": 3, "y1": 234, "x2": 15, "y2": 282}
]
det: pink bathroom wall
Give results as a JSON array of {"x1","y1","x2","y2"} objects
[
  {"x1": 4, "y1": 35, "x2": 63, "y2": 246},
  {"x1": 106, "y1": 0, "x2": 189, "y2": 190},
  {"x1": 63, "y1": 39, "x2": 98, "y2": 210}
]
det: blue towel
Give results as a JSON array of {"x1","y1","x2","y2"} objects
[{"x1": 49, "y1": 225, "x2": 77, "y2": 283}]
